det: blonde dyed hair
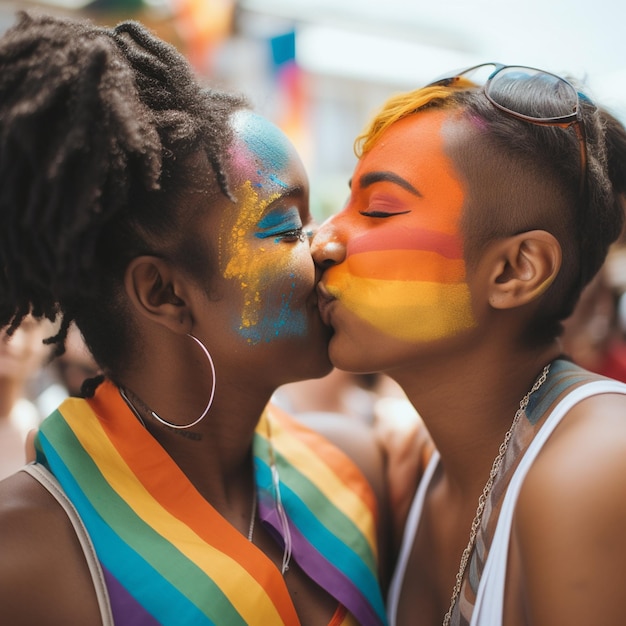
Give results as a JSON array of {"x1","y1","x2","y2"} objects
[{"x1": 354, "y1": 78, "x2": 476, "y2": 156}]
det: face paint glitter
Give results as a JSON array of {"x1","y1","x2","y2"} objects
[{"x1": 220, "y1": 113, "x2": 310, "y2": 344}]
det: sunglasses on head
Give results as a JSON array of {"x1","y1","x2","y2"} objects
[{"x1": 427, "y1": 63, "x2": 589, "y2": 196}]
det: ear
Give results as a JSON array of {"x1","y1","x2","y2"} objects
[
  {"x1": 487, "y1": 230, "x2": 561, "y2": 309},
  {"x1": 124, "y1": 256, "x2": 193, "y2": 334}
]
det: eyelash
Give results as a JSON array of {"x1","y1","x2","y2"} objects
[
  {"x1": 359, "y1": 209, "x2": 411, "y2": 218},
  {"x1": 277, "y1": 227, "x2": 307, "y2": 242},
  {"x1": 360, "y1": 210, "x2": 394, "y2": 218}
]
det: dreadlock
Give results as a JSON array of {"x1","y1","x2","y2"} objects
[{"x1": 0, "y1": 11, "x2": 247, "y2": 376}]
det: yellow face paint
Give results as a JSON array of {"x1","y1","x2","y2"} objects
[
  {"x1": 218, "y1": 111, "x2": 312, "y2": 345},
  {"x1": 221, "y1": 181, "x2": 282, "y2": 335}
]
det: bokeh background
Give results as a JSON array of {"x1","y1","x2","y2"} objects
[{"x1": 1, "y1": 0, "x2": 625, "y2": 220}]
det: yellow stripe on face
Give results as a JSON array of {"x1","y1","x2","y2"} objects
[{"x1": 326, "y1": 264, "x2": 475, "y2": 341}]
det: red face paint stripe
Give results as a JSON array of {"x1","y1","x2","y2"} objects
[
  {"x1": 346, "y1": 249, "x2": 466, "y2": 283},
  {"x1": 347, "y1": 226, "x2": 463, "y2": 259}
]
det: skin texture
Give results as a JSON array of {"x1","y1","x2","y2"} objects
[
  {"x1": 0, "y1": 110, "x2": 388, "y2": 626},
  {"x1": 312, "y1": 107, "x2": 626, "y2": 626}
]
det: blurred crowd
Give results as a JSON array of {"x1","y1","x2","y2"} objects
[{"x1": 0, "y1": 321, "x2": 100, "y2": 479}]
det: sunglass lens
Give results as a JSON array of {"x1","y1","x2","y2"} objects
[{"x1": 487, "y1": 66, "x2": 578, "y2": 120}]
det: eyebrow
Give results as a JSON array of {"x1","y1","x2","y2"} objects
[
  {"x1": 354, "y1": 171, "x2": 422, "y2": 197},
  {"x1": 253, "y1": 184, "x2": 305, "y2": 203},
  {"x1": 259, "y1": 185, "x2": 306, "y2": 214}
]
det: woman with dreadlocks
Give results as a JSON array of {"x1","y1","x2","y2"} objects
[{"x1": 0, "y1": 11, "x2": 388, "y2": 626}]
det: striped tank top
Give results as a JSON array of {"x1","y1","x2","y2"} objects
[{"x1": 388, "y1": 359, "x2": 626, "y2": 625}]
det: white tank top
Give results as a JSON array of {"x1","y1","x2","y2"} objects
[{"x1": 387, "y1": 380, "x2": 626, "y2": 626}]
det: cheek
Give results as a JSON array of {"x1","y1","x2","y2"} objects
[
  {"x1": 223, "y1": 235, "x2": 314, "y2": 345},
  {"x1": 326, "y1": 229, "x2": 476, "y2": 342},
  {"x1": 244, "y1": 250, "x2": 313, "y2": 345}
]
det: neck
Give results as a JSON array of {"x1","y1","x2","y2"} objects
[
  {"x1": 113, "y1": 382, "x2": 291, "y2": 569},
  {"x1": 117, "y1": 377, "x2": 271, "y2": 504},
  {"x1": 391, "y1": 346, "x2": 560, "y2": 493}
]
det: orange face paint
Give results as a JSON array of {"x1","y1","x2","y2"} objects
[{"x1": 324, "y1": 109, "x2": 476, "y2": 342}]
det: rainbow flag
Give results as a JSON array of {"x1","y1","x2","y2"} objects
[{"x1": 35, "y1": 380, "x2": 387, "y2": 625}]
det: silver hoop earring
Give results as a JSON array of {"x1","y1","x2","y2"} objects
[{"x1": 149, "y1": 333, "x2": 216, "y2": 430}]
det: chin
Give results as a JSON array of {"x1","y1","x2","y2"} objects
[
  {"x1": 328, "y1": 330, "x2": 397, "y2": 375},
  {"x1": 328, "y1": 342, "x2": 367, "y2": 375},
  {"x1": 300, "y1": 346, "x2": 334, "y2": 381}
]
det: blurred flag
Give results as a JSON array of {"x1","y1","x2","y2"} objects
[
  {"x1": 171, "y1": 0, "x2": 235, "y2": 74},
  {"x1": 270, "y1": 30, "x2": 312, "y2": 168}
]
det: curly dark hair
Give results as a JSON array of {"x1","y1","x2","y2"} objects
[{"x1": 0, "y1": 11, "x2": 248, "y2": 380}]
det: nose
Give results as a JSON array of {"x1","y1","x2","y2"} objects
[{"x1": 311, "y1": 217, "x2": 346, "y2": 269}]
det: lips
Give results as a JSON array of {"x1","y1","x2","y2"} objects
[{"x1": 316, "y1": 283, "x2": 336, "y2": 327}]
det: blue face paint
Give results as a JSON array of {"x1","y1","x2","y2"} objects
[
  {"x1": 255, "y1": 207, "x2": 302, "y2": 240},
  {"x1": 223, "y1": 111, "x2": 311, "y2": 346},
  {"x1": 240, "y1": 113, "x2": 291, "y2": 172},
  {"x1": 237, "y1": 274, "x2": 307, "y2": 344},
  {"x1": 268, "y1": 173, "x2": 289, "y2": 189}
]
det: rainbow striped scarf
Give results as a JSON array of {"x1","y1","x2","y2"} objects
[{"x1": 34, "y1": 380, "x2": 387, "y2": 626}]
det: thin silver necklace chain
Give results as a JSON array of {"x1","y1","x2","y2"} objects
[
  {"x1": 442, "y1": 363, "x2": 551, "y2": 626},
  {"x1": 119, "y1": 387, "x2": 258, "y2": 544},
  {"x1": 247, "y1": 486, "x2": 257, "y2": 542}
]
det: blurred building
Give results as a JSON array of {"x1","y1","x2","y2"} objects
[{"x1": 1, "y1": 0, "x2": 625, "y2": 221}]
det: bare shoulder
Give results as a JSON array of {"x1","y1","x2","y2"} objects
[
  {"x1": 512, "y1": 392, "x2": 626, "y2": 625},
  {"x1": 0, "y1": 470, "x2": 102, "y2": 625},
  {"x1": 519, "y1": 391, "x2": 626, "y2": 500}
]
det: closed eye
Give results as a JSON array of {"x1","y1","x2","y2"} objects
[
  {"x1": 256, "y1": 205, "x2": 304, "y2": 241},
  {"x1": 359, "y1": 210, "x2": 411, "y2": 218},
  {"x1": 277, "y1": 227, "x2": 306, "y2": 242},
  {"x1": 256, "y1": 225, "x2": 305, "y2": 242}
]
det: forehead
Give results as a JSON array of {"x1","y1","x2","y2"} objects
[
  {"x1": 354, "y1": 109, "x2": 467, "y2": 230},
  {"x1": 228, "y1": 110, "x2": 297, "y2": 173},
  {"x1": 358, "y1": 108, "x2": 456, "y2": 173}
]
